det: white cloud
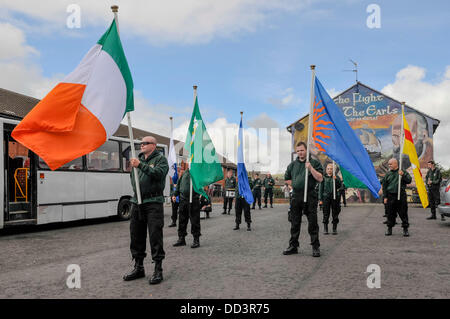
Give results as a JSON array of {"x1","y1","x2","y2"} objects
[
  {"x1": 381, "y1": 65, "x2": 450, "y2": 169},
  {"x1": 1, "y1": 0, "x2": 309, "y2": 45},
  {"x1": 267, "y1": 87, "x2": 301, "y2": 109},
  {"x1": 0, "y1": 23, "x2": 62, "y2": 98}
]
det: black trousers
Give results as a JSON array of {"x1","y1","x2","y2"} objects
[
  {"x1": 264, "y1": 188, "x2": 273, "y2": 206},
  {"x1": 235, "y1": 197, "x2": 252, "y2": 224},
  {"x1": 178, "y1": 198, "x2": 201, "y2": 238},
  {"x1": 289, "y1": 193, "x2": 320, "y2": 249},
  {"x1": 427, "y1": 186, "x2": 440, "y2": 215},
  {"x1": 171, "y1": 200, "x2": 179, "y2": 223},
  {"x1": 252, "y1": 188, "x2": 261, "y2": 208},
  {"x1": 322, "y1": 197, "x2": 341, "y2": 225},
  {"x1": 386, "y1": 193, "x2": 409, "y2": 228},
  {"x1": 340, "y1": 189, "x2": 347, "y2": 206},
  {"x1": 129, "y1": 202, "x2": 165, "y2": 262},
  {"x1": 223, "y1": 194, "x2": 234, "y2": 212}
]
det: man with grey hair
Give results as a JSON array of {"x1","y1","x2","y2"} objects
[{"x1": 123, "y1": 136, "x2": 169, "y2": 285}]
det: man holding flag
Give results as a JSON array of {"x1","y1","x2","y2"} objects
[
  {"x1": 283, "y1": 142, "x2": 323, "y2": 257},
  {"x1": 233, "y1": 113, "x2": 254, "y2": 231}
]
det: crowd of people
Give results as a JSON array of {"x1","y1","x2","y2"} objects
[{"x1": 122, "y1": 136, "x2": 445, "y2": 286}]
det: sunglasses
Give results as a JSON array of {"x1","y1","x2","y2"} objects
[{"x1": 140, "y1": 141, "x2": 154, "y2": 146}]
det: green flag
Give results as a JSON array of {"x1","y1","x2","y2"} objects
[
  {"x1": 341, "y1": 166, "x2": 368, "y2": 189},
  {"x1": 185, "y1": 96, "x2": 224, "y2": 198}
]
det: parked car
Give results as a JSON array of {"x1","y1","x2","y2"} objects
[{"x1": 438, "y1": 179, "x2": 450, "y2": 219}]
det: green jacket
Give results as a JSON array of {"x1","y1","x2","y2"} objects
[
  {"x1": 284, "y1": 157, "x2": 323, "y2": 197},
  {"x1": 173, "y1": 169, "x2": 200, "y2": 199},
  {"x1": 252, "y1": 177, "x2": 262, "y2": 190},
  {"x1": 225, "y1": 176, "x2": 236, "y2": 190},
  {"x1": 425, "y1": 168, "x2": 442, "y2": 188},
  {"x1": 382, "y1": 169, "x2": 412, "y2": 198},
  {"x1": 130, "y1": 150, "x2": 169, "y2": 204},
  {"x1": 248, "y1": 177, "x2": 254, "y2": 190},
  {"x1": 319, "y1": 175, "x2": 342, "y2": 200},
  {"x1": 263, "y1": 177, "x2": 275, "y2": 189}
]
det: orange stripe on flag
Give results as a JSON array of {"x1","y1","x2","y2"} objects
[{"x1": 12, "y1": 83, "x2": 106, "y2": 170}]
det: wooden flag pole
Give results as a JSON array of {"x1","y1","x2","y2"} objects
[
  {"x1": 398, "y1": 102, "x2": 405, "y2": 200},
  {"x1": 112, "y1": 5, "x2": 141, "y2": 205},
  {"x1": 304, "y1": 65, "x2": 316, "y2": 202},
  {"x1": 190, "y1": 85, "x2": 198, "y2": 205}
]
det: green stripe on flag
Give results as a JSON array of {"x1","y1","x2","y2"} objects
[
  {"x1": 97, "y1": 19, "x2": 134, "y2": 113},
  {"x1": 341, "y1": 166, "x2": 368, "y2": 189}
]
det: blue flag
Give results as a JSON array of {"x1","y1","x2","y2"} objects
[
  {"x1": 237, "y1": 118, "x2": 254, "y2": 204},
  {"x1": 312, "y1": 77, "x2": 381, "y2": 198}
]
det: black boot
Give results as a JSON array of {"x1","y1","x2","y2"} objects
[
  {"x1": 228, "y1": 210, "x2": 231, "y2": 215},
  {"x1": 222, "y1": 210, "x2": 227, "y2": 215},
  {"x1": 247, "y1": 223, "x2": 251, "y2": 231},
  {"x1": 168, "y1": 222, "x2": 176, "y2": 227},
  {"x1": 206, "y1": 212, "x2": 210, "y2": 219},
  {"x1": 403, "y1": 228, "x2": 410, "y2": 237},
  {"x1": 312, "y1": 247, "x2": 321, "y2": 257},
  {"x1": 123, "y1": 258, "x2": 145, "y2": 281},
  {"x1": 426, "y1": 213, "x2": 436, "y2": 220},
  {"x1": 283, "y1": 246, "x2": 298, "y2": 255},
  {"x1": 332, "y1": 224, "x2": 338, "y2": 235},
  {"x1": 149, "y1": 261, "x2": 163, "y2": 285},
  {"x1": 441, "y1": 215, "x2": 446, "y2": 221},
  {"x1": 173, "y1": 237, "x2": 186, "y2": 247},
  {"x1": 323, "y1": 224, "x2": 329, "y2": 235},
  {"x1": 191, "y1": 237, "x2": 200, "y2": 248},
  {"x1": 233, "y1": 223, "x2": 240, "y2": 230},
  {"x1": 385, "y1": 227, "x2": 392, "y2": 236}
]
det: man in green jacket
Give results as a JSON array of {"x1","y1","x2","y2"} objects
[
  {"x1": 223, "y1": 170, "x2": 236, "y2": 215},
  {"x1": 283, "y1": 142, "x2": 323, "y2": 257},
  {"x1": 123, "y1": 136, "x2": 169, "y2": 285},
  {"x1": 425, "y1": 160, "x2": 443, "y2": 221},
  {"x1": 382, "y1": 158, "x2": 412, "y2": 237},
  {"x1": 251, "y1": 173, "x2": 262, "y2": 210},
  {"x1": 263, "y1": 173, "x2": 275, "y2": 208},
  {"x1": 172, "y1": 168, "x2": 202, "y2": 248},
  {"x1": 319, "y1": 163, "x2": 342, "y2": 235}
]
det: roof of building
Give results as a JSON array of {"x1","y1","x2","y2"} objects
[{"x1": 0, "y1": 87, "x2": 236, "y2": 168}]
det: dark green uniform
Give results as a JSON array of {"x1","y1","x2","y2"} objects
[
  {"x1": 382, "y1": 168, "x2": 412, "y2": 230},
  {"x1": 223, "y1": 176, "x2": 236, "y2": 214},
  {"x1": 235, "y1": 177, "x2": 252, "y2": 226},
  {"x1": 174, "y1": 169, "x2": 201, "y2": 239},
  {"x1": 252, "y1": 177, "x2": 262, "y2": 209},
  {"x1": 129, "y1": 150, "x2": 168, "y2": 262},
  {"x1": 263, "y1": 176, "x2": 275, "y2": 207},
  {"x1": 170, "y1": 183, "x2": 179, "y2": 226},
  {"x1": 425, "y1": 167, "x2": 442, "y2": 219},
  {"x1": 319, "y1": 174, "x2": 342, "y2": 228},
  {"x1": 284, "y1": 157, "x2": 323, "y2": 249}
]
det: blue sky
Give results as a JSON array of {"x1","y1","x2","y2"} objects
[{"x1": 1, "y1": 0, "x2": 450, "y2": 170}]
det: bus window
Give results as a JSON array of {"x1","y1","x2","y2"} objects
[
  {"x1": 87, "y1": 140, "x2": 120, "y2": 171},
  {"x1": 38, "y1": 157, "x2": 83, "y2": 170},
  {"x1": 121, "y1": 142, "x2": 141, "y2": 172}
]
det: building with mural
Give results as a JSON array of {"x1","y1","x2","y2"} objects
[{"x1": 286, "y1": 82, "x2": 440, "y2": 203}]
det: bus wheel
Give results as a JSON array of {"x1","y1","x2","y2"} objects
[{"x1": 118, "y1": 198, "x2": 132, "y2": 221}]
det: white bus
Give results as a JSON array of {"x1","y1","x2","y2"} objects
[{"x1": 1, "y1": 116, "x2": 170, "y2": 229}]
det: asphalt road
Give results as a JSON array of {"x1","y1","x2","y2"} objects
[{"x1": 0, "y1": 203, "x2": 449, "y2": 299}]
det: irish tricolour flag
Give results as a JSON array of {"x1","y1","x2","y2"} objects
[{"x1": 12, "y1": 19, "x2": 133, "y2": 170}]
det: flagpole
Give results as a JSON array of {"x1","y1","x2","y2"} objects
[
  {"x1": 333, "y1": 161, "x2": 336, "y2": 200},
  {"x1": 398, "y1": 102, "x2": 405, "y2": 200},
  {"x1": 111, "y1": 5, "x2": 142, "y2": 205},
  {"x1": 305, "y1": 65, "x2": 316, "y2": 202},
  {"x1": 190, "y1": 85, "x2": 198, "y2": 205}
]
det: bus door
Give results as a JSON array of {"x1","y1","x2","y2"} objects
[{"x1": 3, "y1": 124, "x2": 36, "y2": 225}]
